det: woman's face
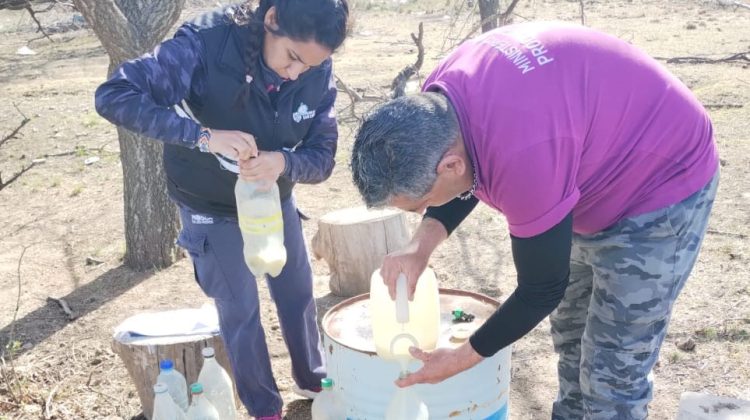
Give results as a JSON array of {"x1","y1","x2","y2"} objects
[{"x1": 262, "y1": 7, "x2": 332, "y2": 81}]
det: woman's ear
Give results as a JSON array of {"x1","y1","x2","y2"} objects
[{"x1": 264, "y1": 6, "x2": 279, "y2": 31}]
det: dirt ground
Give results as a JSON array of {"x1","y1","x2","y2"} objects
[{"x1": 0, "y1": 0, "x2": 748, "y2": 419}]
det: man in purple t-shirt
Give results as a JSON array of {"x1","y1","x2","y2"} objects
[{"x1": 351, "y1": 22, "x2": 718, "y2": 419}]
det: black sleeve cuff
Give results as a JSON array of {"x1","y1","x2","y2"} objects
[{"x1": 423, "y1": 196, "x2": 479, "y2": 235}]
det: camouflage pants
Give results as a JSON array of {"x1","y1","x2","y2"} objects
[{"x1": 550, "y1": 172, "x2": 719, "y2": 420}]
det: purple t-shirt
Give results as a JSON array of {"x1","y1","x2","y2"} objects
[{"x1": 423, "y1": 22, "x2": 718, "y2": 237}]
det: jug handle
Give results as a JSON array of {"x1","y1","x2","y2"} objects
[
  {"x1": 395, "y1": 273, "x2": 410, "y2": 323},
  {"x1": 389, "y1": 332, "x2": 419, "y2": 356}
]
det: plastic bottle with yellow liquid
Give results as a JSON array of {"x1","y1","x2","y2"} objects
[{"x1": 235, "y1": 178, "x2": 287, "y2": 278}]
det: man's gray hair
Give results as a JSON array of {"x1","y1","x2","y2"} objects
[{"x1": 351, "y1": 92, "x2": 459, "y2": 207}]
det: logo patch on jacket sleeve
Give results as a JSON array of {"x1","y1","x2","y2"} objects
[{"x1": 292, "y1": 102, "x2": 316, "y2": 123}]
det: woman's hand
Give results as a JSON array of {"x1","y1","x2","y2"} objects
[
  {"x1": 238, "y1": 151, "x2": 286, "y2": 188},
  {"x1": 395, "y1": 343, "x2": 484, "y2": 387},
  {"x1": 208, "y1": 129, "x2": 258, "y2": 160}
]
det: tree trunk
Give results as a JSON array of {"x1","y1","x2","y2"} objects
[
  {"x1": 117, "y1": 127, "x2": 180, "y2": 269},
  {"x1": 74, "y1": 0, "x2": 185, "y2": 270},
  {"x1": 311, "y1": 207, "x2": 411, "y2": 297},
  {"x1": 478, "y1": 0, "x2": 500, "y2": 33},
  {"x1": 112, "y1": 332, "x2": 237, "y2": 419}
]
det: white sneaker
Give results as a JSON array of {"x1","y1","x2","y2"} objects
[{"x1": 292, "y1": 384, "x2": 320, "y2": 400}]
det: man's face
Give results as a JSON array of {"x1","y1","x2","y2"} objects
[{"x1": 389, "y1": 172, "x2": 461, "y2": 215}]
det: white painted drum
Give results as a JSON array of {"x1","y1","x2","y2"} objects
[{"x1": 322, "y1": 289, "x2": 511, "y2": 419}]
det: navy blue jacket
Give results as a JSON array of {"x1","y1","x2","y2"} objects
[{"x1": 95, "y1": 7, "x2": 338, "y2": 216}]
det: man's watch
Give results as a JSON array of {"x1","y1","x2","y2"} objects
[{"x1": 197, "y1": 127, "x2": 212, "y2": 153}]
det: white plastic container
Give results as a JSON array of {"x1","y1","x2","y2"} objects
[
  {"x1": 384, "y1": 376, "x2": 429, "y2": 420},
  {"x1": 157, "y1": 359, "x2": 189, "y2": 412},
  {"x1": 235, "y1": 178, "x2": 287, "y2": 278},
  {"x1": 197, "y1": 347, "x2": 237, "y2": 420},
  {"x1": 369, "y1": 268, "x2": 440, "y2": 364},
  {"x1": 186, "y1": 383, "x2": 220, "y2": 420},
  {"x1": 311, "y1": 378, "x2": 347, "y2": 420},
  {"x1": 153, "y1": 382, "x2": 187, "y2": 420}
]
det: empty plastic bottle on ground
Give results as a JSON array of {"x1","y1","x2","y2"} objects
[
  {"x1": 197, "y1": 347, "x2": 237, "y2": 420},
  {"x1": 235, "y1": 178, "x2": 287, "y2": 278},
  {"x1": 157, "y1": 359, "x2": 189, "y2": 412},
  {"x1": 186, "y1": 383, "x2": 220, "y2": 420},
  {"x1": 153, "y1": 382, "x2": 187, "y2": 420},
  {"x1": 311, "y1": 378, "x2": 347, "y2": 420},
  {"x1": 384, "y1": 375, "x2": 429, "y2": 420}
]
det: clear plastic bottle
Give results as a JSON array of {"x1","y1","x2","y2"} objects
[
  {"x1": 384, "y1": 375, "x2": 429, "y2": 420},
  {"x1": 153, "y1": 382, "x2": 187, "y2": 420},
  {"x1": 235, "y1": 178, "x2": 287, "y2": 278},
  {"x1": 310, "y1": 378, "x2": 347, "y2": 420},
  {"x1": 186, "y1": 383, "x2": 220, "y2": 420},
  {"x1": 197, "y1": 347, "x2": 237, "y2": 420},
  {"x1": 157, "y1": 359, "x2": 189, "y2": 412}
]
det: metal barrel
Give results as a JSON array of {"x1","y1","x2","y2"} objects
[{"x1": 322, "y1": 289, "x2": 511, "y2": 419}]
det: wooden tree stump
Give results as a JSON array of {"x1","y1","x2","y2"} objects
[
  {"x1": 112, "y1": 332, "x2": 237, "y2": 419},
  {"x1": 312, "y1": 206, "x2": 411, "y2": 297}
]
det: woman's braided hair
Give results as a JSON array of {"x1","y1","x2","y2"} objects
[{"x1": 230, "y1": 0, "x2": 350, "y2": 106}]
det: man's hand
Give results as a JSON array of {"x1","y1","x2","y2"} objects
[
  {"x1": 208, "y1": 129, "x2": 258, "y2": 160},
  {"x1": 381, "y1": 243, "x2": 429, "y2": 301},
  {"x1": 238, "y1": 151, "x2": 286, "y2": 188},
  {"x1": 395, "y1": 343, "x2": 484, "y2": 387},
  {"x1": 380, "y1": 217, "x2": 448, "y2": 300}
]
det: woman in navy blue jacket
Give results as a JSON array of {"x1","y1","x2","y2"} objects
[{"x1": 95, "y1": 1, "x2": 349, "y2": 418}]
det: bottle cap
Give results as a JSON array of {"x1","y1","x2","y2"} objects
[
  {"x1": 202, "y1": 347, "x2": 215, "y2": 358},
  {"x1": 321, "y1": 378, "x2": 334, "y2": 388},
  {"x1": 159, "y1": 359, "x2": 173, "y2": 370},
  {"x1": 153, "y1": 382, "x2": 168, "y2": 394},
  {"x1": 190, "y1": 383, "x2": 204, "y2": 394}
]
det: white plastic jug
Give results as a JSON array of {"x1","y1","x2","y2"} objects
[
  {"x1": 197, "y1": 347, "x2": 237, "y2": 420},
  {"x1": 186, "y1": 383, "x2": 220, "y2": 420},
  {"x1": 310, "y1": 378, "x2": 347, "y2": 420},
  {"x1": 235, "y1": 178, "x2": 287, "y2": 278},
  {"x1": 369, "y1": 268, "x2": 440, "y2": 368},
  {"x1": 153, "y1": 382, "x2": 187, "y2": 420},
  {"x1": 384, "y1": 377, "x2": 429, "y2": 420},
  {"x1": 157, "y1": 359, "x2": 189, "y2": 412}
]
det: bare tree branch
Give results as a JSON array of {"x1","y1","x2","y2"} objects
[
  {"x1": 26, "y1": 2, "x2": 54, "y2": 40},
  {"x1": 0, "y1": 246, "x2": 31, "y2": 404},
  {"x1": 657, "y1": 51, "x2": 750, "y2": 64},
  {"x1": 0, "y1": 104, "x2": 31, "y2": 148},
  {"x1": 391, "y1": 22, "x2": 424, "y2": 99},
  {"x1": 0, "y1": 161, "x2": 40, "y2": 191}
]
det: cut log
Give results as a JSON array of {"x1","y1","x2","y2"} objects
[
  {"x1": 112, "y1": 332, "x2": 237, "y2": 419},
  {"x1": 312, "y1": 206, "x2": 411, "y2": 297}
]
